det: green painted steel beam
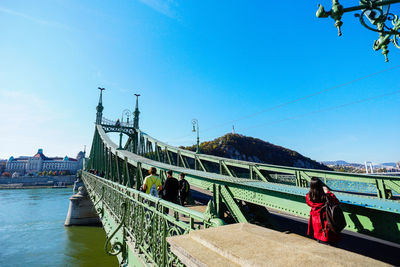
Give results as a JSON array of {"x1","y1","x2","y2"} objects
[
  {"x1": 91, "y1": 125, "x2": 400, "y2": 244},
  {"x1": 220, "y1": 185, "x2": 248, "y2": 223},
  {"x1": 137, "y1": 131, "x2": 400, "y2": 197},
  {"x1": 195, "y1": 155, "x2": 207, "y2": 172},
  {"x1": 253, "y1": 166, "x2": 269, "y2": 182}
]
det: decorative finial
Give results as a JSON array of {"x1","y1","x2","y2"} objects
[{"x1": 97, "y1": 87, "x2": 105, "y2": 104}]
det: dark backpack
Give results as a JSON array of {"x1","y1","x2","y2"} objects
[
  {"x1": 180, "y1": 179, "x2": 190, "y2": 194},
  {"x1": 320, "y1": 196, "x2": 346, "y2": 235}
]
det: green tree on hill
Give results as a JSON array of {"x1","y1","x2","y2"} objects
[{"x1": 182, "y1": 133, "x2": 330, "y2": 170}]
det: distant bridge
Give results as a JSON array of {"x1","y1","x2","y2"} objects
[
  {"x1": 81, "y1": 91, "x2": 400, "y2": 266},
  {"x1": 370, "y1": 172, "x2": 400, "y2": 176}
]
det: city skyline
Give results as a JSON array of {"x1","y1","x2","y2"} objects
[
  {"x1": 0, "y1": 1, "x2": 399, "y2": 163},
  {"x1": 0, "y1": 147, "x2": 85, "y2": 160}
]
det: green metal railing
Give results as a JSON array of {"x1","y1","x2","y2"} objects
[
  {"x1": 125, "y1": 130, "x2": 400, "y2": 199},
  {"x1": 82, "y1": 171, "x2": 223, "y2": 266},
  {"x1": 86, "y1": 124, "x2": 400, "y2": 246}
]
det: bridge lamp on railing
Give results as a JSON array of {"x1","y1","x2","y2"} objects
[
  {"x1": 122, "y1": 109, "x2": 132, "y2": 125},
  {"x1": 192, "y1": 119, "x2": 200, "y2": 154}
]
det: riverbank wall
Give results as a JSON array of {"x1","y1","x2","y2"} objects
[{"x1": 0, "y1": 175, "x2": 77, "y2": 189}]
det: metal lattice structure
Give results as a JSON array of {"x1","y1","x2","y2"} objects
[
  {"x1": 104, "y1": 119, "x2": 400, "y2": 200},
  {"x1": 84, "y1": 93, "x2": 400, "y2": 266},
  {"x1": 83, "y1": 172, "x2": 223, "y2": 266}
]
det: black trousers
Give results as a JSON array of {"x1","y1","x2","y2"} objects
[
  {"x1": 163, "y1": 196, "x2": 177, "y2": 214},
  {"x1": 180, "y1": 193, "x2": 187, "y2": 206}
]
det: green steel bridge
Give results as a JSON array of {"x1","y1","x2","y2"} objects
[{"x1": 80, "y1": 90, "x2": 400, "y2": 266}]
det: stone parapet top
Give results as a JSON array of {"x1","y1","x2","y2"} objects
[{"x1": 167, "y1": 223, "x2": 390, "y2": 267}]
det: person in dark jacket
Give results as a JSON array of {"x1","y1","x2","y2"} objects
[
  {"x1": 306, "y1": 177, "x2": 340, "y2": 245},
  {"x1": 162, "y1": 170, "x2": 179, "y2": 203},
  {"x1": 178, "y1": 173, "x2": 190, "y2": 206}
]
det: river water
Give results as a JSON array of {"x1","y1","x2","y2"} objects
[{"x1": 0, "y1": 188, "x2": 118, "y2": 267}]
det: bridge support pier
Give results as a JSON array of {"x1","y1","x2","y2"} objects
[{"x1": 64, "y1": 185, "x2": 101, "y2": 226}]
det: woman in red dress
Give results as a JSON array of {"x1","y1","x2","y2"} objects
[{"x1": 306, "y1": 177, "x2": 340, "y2": 245}]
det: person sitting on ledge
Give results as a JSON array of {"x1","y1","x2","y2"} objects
[{"x1": 306, "y1": 177, "x2": 340, "y2": 246}]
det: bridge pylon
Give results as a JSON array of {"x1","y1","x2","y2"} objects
[{"x1": 96, "y1": 87, "x2": 105, "y2": 124}]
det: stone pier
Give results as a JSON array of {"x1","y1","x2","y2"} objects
[{"x1": 64, "y1": 185, "x2": 100, "y2": 226}]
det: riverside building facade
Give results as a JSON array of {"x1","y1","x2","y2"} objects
[{"x1": 5, "y1": 149, "x2": 85, "y2": 176}]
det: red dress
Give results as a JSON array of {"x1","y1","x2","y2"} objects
[{"x1": 306, "y1": 191, "x2": 340, "y2": 243}]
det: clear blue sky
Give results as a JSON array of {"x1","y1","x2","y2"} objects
[{"x1": 0, "y1": 0, "x2": 399, "y2": 163}]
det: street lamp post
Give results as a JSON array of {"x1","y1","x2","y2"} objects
[
  {"x1": 192, "y1": 119, "x2": 200, "y2": 154},
  {"x1": 119, "y1": 109, "x2": 132, "y2": 149}
]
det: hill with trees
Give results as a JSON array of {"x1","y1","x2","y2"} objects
[{"x1": 181, "y1": 133, "x2": 331, "y2": 170}]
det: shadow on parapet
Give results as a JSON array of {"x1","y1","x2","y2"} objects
[
  {"x1": 343, "y1": 203, "x2": 400, "y2": 244},
  {"x1": 257, "y1": 209, "x2": 400, "y2": 266}
]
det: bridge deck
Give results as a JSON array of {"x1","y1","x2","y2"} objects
[{"x1": 167, "y1": 223, "x2": 391, "y2": 267}]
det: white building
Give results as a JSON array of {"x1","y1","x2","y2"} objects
[{"x1": 5, "y1": 149, "x2": 85, "y2": 175}]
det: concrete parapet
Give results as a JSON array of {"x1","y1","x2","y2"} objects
[
  {"x1": 167, "y1": 223, "x2": 390, "y2": 267},
  {"x1": 64, "y1": 186, "x2": 100, "y2": 226}
]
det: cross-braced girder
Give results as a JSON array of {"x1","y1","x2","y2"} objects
[{"x1": 86, "y1": 124, "x2": 400, "y2": 245}]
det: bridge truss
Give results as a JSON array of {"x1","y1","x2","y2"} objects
[{"x1": 84, "y1": 120, "x2": 400, "y2": 265}]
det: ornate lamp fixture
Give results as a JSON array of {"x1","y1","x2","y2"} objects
[
  {"x1": 122, "y1": 109, "x2": 132, "y2": 125},
  {"x1": 191, "y1": 119, "x2": 200, "y2": 154},
  {"x1": 316, "y1": 0, "x2": 400, "y2": 62}
]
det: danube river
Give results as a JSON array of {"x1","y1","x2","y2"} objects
[{"x1": 0, "y1": 188, "x2": 118, "y2": 267}]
